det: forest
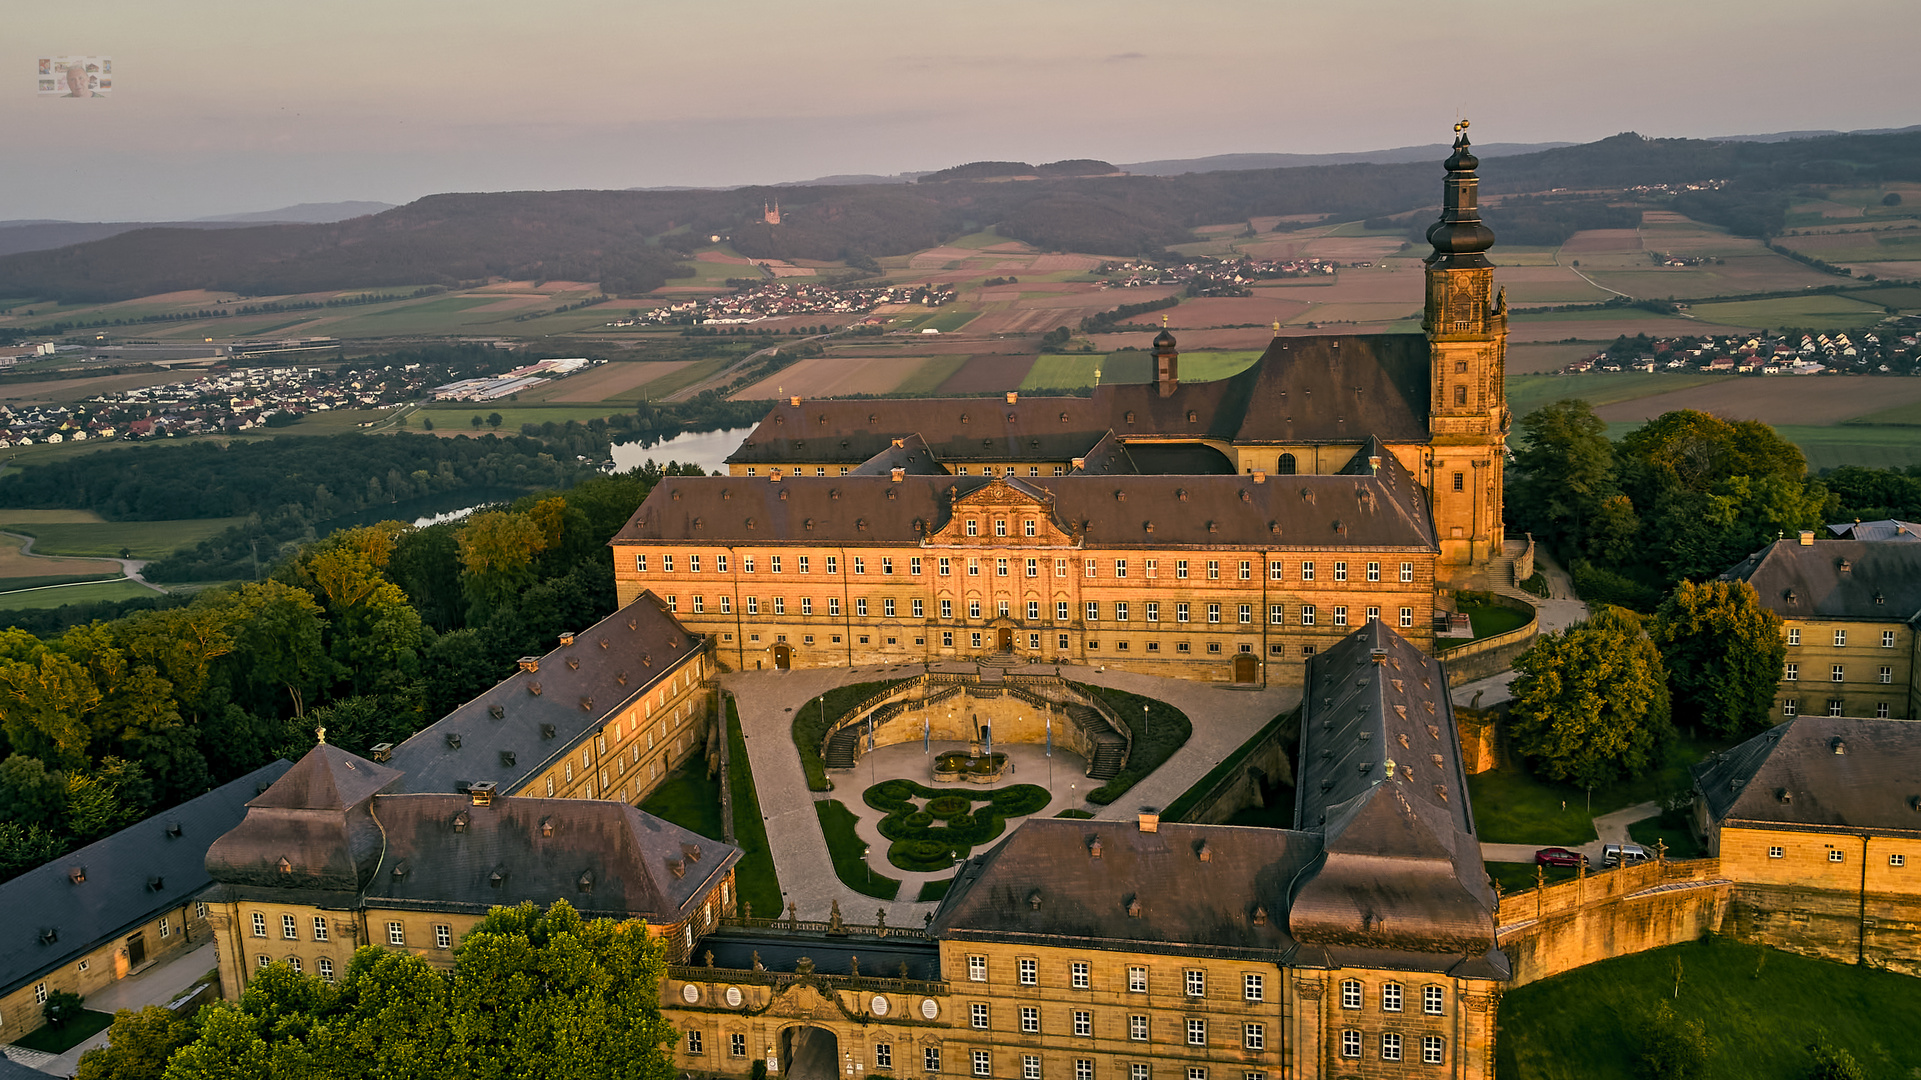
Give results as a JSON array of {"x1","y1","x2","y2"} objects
[
  {"x1": 7, "y1": 130, "x2": 1919, "y2": 303},
  {"x1": 0, "y1": 461, "x2": 705, "y2": 883}
]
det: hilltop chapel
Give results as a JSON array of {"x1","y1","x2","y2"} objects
[{"x1": 612, "y1": 130, "x2": 1509, "y2": 685}]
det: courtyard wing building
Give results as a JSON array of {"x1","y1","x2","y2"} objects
[{"x1": 614, "y1": 133, "x2": 1512, "y2": 685}]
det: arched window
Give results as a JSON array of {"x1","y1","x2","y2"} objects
[{"x1": 1276, "y1": 453, "x2": 1297, "y2": 475}]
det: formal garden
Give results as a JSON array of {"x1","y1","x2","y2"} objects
[{"x1": 865, "y1": 778, "x2": 1052, "y2": 870}]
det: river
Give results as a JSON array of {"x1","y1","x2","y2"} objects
[{"x1": 608, "y1": 426, "x2": 755, "y2": 476}]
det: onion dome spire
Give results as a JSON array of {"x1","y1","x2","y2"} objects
[{"x1": 1425, "y1": 120, "x2": 1496, "y2": 268}]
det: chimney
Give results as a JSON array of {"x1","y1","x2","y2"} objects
[
  {"x1": 1368, "y1": 455, "x2": 1381, "y2": 475},
  {"x1": 558, "y1": 630, "x2": 575, "y2": 647},
  {"x1": 369, "y1": 743, "x2": 394, "y2": 762},
  {"x1": 769, "y1": 470, "x2": 782, "y2": 482},
  {"x1": 1799, "y1": 529, "x2": 1815, "y2": 546},
  {"x1": 1006, "y1": 391, "x2": 1018, "y2": 404},
  {"x1": 1137, "y1": 813, "x2": 1159, "y2": 834},
  {"x1": 1072, "y1": 457, "x2": 1086, "y2": 470},
  {"x1": 517, "y1": 656, "x2": 540, "y2": 673},
  {"x1": 1252, "y1": 471, "x2": 1266, "y2": 483},
  {"x1": 891, "y1": 467, "x2": 905, "y2": 482},
  {"x1": 789, "y1": 396, "x2": 801, "y2": 407},
  {"x1": 1088, "y1": 836, "x2": 1103, "y2": 858},
  {"x1": 469, "y1": 781, "x2": 497, "y2": 806},
  {"x1": 1370, "y1": 648, "x2": 1389, "y2": 665}
]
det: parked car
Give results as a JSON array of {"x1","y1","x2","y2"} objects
[
  {"x1": 1534, "y1": 847, "x2": 1588, "y2": 868},
  {"x1": 1601, "y1": 843, "x2": 1651, "y2": 868}
]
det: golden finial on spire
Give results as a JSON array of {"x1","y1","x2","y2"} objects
[
  {"x1": 1160, "y1": 313, "x2": 1169, "y2": 328},
  {"x1": 316, "y1": 725, "x2": 327, "y2": 745},
  {"x1": 1455, "y1": 118, "x2": 1470, "y2": 134},
  {"x1": 1271, "y1": 320, "x2": 1281, "y2": 334}
]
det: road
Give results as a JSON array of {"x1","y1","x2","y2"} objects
[{"x1": 0, "y1": 529, "x2": 167, "y2": 597}]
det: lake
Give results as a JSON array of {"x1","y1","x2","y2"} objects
[{"x1": 609, "y1": 426, "x2": 754, "y2": 476}]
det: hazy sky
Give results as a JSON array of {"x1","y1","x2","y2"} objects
[{"x1": 6, "y1": 0, "x2": 1918, "y2": 222}]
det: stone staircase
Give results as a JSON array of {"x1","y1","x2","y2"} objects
[
  {"x1": 1066, "y1": 703, "x2": 1127, "y2": 780},
  {"x1": 823, "y1": 725, "x2": 861, "y2": 769}
]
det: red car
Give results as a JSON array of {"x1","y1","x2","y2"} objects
[{"x1": 1534, "y1": 847, "x2": 1588, "y2": 868}]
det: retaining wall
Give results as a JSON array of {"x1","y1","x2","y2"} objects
[
  {"x1": 1439, "y1": 593, "x2": 1539, "y2": 687},
  {"x1": 1496, "y1": 858, "x2": 1732, "y2": 987}
]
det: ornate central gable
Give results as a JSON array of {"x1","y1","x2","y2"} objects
[{"x1": 929, "y1": 476, "x2": 1073, "y2": 547}]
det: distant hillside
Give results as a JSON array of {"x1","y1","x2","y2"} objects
[
  {"x1": 6, "y1": 130, "x2": 1920, "y2": 304},
  {"x1": 192, "y1": 200, "x2": 397, "y2": 223},
  {"x1": 1121, "y1": 142, "x2": 1575, "y2": 175},
  {"x1": 0, "y1": 219, "x2": 265, "y2": 258},
  {"x1": 918, "y1": 159, "x2": 1121, "y2": 183}
]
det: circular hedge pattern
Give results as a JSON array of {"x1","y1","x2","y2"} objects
[{"x1": 859, "y1": 781, "x2": 1053, "y2": 871}]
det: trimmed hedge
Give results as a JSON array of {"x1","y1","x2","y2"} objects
[
  {"x1": 925, "y1": 795, "x2": 972, "y2": 819},
  {"x1": 859, "y1": 780, "x2": 1051, "y2": 871}
]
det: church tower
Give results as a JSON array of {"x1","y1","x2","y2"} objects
[
  {"x1": 1422, "y1": 123, "x2": 1508, "y2": 579},
  {"x1": 1152, "y1": 319, "x2": 1179, "y2": 397}
]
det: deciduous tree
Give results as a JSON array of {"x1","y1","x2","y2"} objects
[
  {"x1": 1509, "y1": 606, "x2": 1675, "y2": 788},
  {"x1": 1652, "y1": 579, "x2": 1786, "y2": 738}
]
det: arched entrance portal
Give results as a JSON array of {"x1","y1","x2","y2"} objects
[
  {"x1": 996, "y1": 627, "x2": 1015, "y2": 652},
  {"x1": 780, "y1": 1025, "x2": 840, "y2": 1080},
  {"x1": 1232, "y1": 653, "x2": 1259, "y2": 684},
  {"x1": 773, "y1": 644, "x2": 793, "y2": 670}
]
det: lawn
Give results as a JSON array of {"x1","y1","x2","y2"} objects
[
  {"x1": 1023, "y1": 350, "x2": 1261, "y2": 392},
  {"x1": 1628, "y1": 808, "x2": 1708, "y2": 859},
  {"x1": 814, "y1": 799, "x2": 901, "y2": 901},
  {"x1": 916, "y1": 878, "x2": 953, "y2": 902},
  {"x1": 0, "y1": 578, "x2": 160, "y2": 609},
  {"x1": 1498, "y1": 937, "x2": 1921, "y2": 1080},
  {"x1": 12, "y1": 1009, "x2": 115, "y2": 1053},
  {"x1": 2, "y1": 517, "x2": 247, "y2": 558},
  {"x1": 1458, "y1": 600, "x2": 1532, "y2": 641},
  {"x1": 1071, "y1": 684, "x2": 1193, "y2": 805},
  {"x1": 1486, "y1": 861, "x2": 1578, "y2": 896},
  {"x1": 639, "y1": 756, "x2": 726, "y2": 843},
  {"x1": 791, "y1": 679, "x2": 904, "y2": 791},
  {"x1": 1466, "y1": 734, "x2": 1725, "y2": 846},
  {"x1": 724, "y1": 699, "x2": 782, "y2": 919}
]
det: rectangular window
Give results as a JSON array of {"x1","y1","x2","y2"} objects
[
  {"x1": 1185, "y1": 969, "x2": 1205, "y2": 997},
  {"x1": 1021, "y1": 1007, "x2": 1040, "y2": 1034},
  {"x1": 1879, "y1": 702, "x2": 1892, "y2": 718},
  {"x1": 1129, "y1": 966, "x2": 1148, "y2": 993},
  {"x1": 970, "y1": 600, "x2": 983, "y2": 619},
  {"x1": 1186, "y1": 1018, "x2": 1206, "y2": 1046},
  {"x1": 913, "y1": 598, "x2": 925, "y2": 618},
  {"x1": 773, "y1": 597, "x2": 785, "y2": 616},
  {"x1": 1087, "y1": 601, "x2": 1100, "y2": 622},
  {"x1": 939, "y1": 557, "x2": 952, "y2": 576},
  {"x1": 1787, "y1": 626, "x2": 1800, "y2": 646},
  {"x1": 966, "y1": 520, "x2": 979, "y2": 536},
  {"x1": 434, "y1": 924, "x2": 452, "y2": 949},
  {"x1": 996, "y1": 558, "x2": 1008, "y2": 577},
  {"x1": 769, "y1": 555, "x2": 782, "y2": 574},
  {"x1": 1833, "y1": 665, "x2": 1845, "y2": 683},
  {"x1": 801, "y1": 597, "x2": 813, "y2": 616},
  {"x1": 941, "y1": 599, "x2": 953, "y2": 619},
  {"x1": 1835, "y1": 630, "x2": 1848, "y2": 647},
  {"x1": 1023, "y1": 1057, "x2": 1041, "y2": 1080},
  {"x1": 1884, "y1": 630, "x2": 1897, "y2": 648},
  {"x1": 1301, "y1": 605, "x2": 1316, "y2": 626},
  {"x1": 692, "y1": 595, "x2": 705, "y2": 613},
  {"x1": 1451, "y1": 472, "x2": 1464, "y2": 492},
  {"x1": 1382, "y1": 983, "x2": 1402, "y2": 1012},
  {"x1": 971, "y1": 1003, "x2": 990, "y2": 1029},
  {"x1": 1366, "y1": 561, "x2": 1381, "y2": 582},
  {"x1": 926, "y1": 1048, "x2": 942, "y2": 1073},
  {"x1": 1055, "y1": 601, "x2": 1068, "y2": 621},
  {"x1": 1018, "y1": 958, "x2": 1037, "y2": 985},
  {"x1": 828, "y1": 598, "x2": 840, "y2": 616},
  {"x1": 318, "y1": 957, "x2": 334, "y2": 983},
  {"x1": 1129, "y1": 1015, "x2": 1148, "y2": 1041},
  {"x1": 1207, "y1": 560, "x2": 1219, "y2": 580},
  {"x1": 746, "y1": 597, "x2": 758, "y2": 615},
  {"x1": 744, "y1": 556, "x2": 756, "y2": 574},
  {"x1": 968, "y1": 559, "x2": 980, "y2": 577},
  {"x1": 663, "y1": 554, "x2": 676, "y2": 573},
  {"x1": 1785, "y1": 663, "x2": 1798, "y2": 681},
  {"x1": 1027, "y1": 558, "x2": 1038, "y2": 578},
  {"x1": 1238, "y1": 604, "x2": 1252, "y2": 624},
  {"x1": 1341, "y1": 980, "x2": 1362, "y2": 1009},
  {"x1": 885, "y1": 598, "x2": 897, "y2": 617},
  {"x1": 825, "y1": 556, "x2": 837, "y2": 574},
  {"x1": 283, "y1": 914, "x2": 298, "y2": 940},
  {"x1": 687, "y1": 1031, "x2": 703, "y2": 1055},
  {"x1": 1056, "y1": 558, "x2": 1069, "y2": 578},
  {"x1": 251, "y1": 912, "x2": 267, "y2": 938},
  {"x1": 881, "y1": 557, "x2": 893, "y2": 576},
  {"x1": 1300, "y1": 562, "x2": 1314, "y2": 582},
  {"x1": 1176, "y1": 560, "x2": 1189, "y2": 580},
  {"x1": 720, "y1": 596, "x2": 732, "y2": 614},
  {"x1": 1238, "y1": 560, "x2": 1251, "y2": 580},
  {"x1": 969, "y1": 955, "x2": 987, "y2": 981},
  {"x1": 1146, "y1": 602, "x2": 1160, "y2": 622},
  {"x1": 943, "y1": 631, "x2": 954, "y2": 647},
  {"x1": 734, "y1": 1034, "x2": 750, "y2": 1059},
  {"x1": 1423, "y1": 985, "x2": 1443, "y2": 1015},
  {"x1": 1366, "y1": 606, "x2": 1380, "y2": 622},
  {"x1": 995, "y1": 519, "x2": 1008, "y2": 537},
  {"x1": 1243, "y1": 1024, "x2": 1264, "y2": 1051},
  {"x1": 1074, "y1": 1062, "x2": 1092, "y2": 1080},
  {"x1": 854, "y1": 558, "x2": 867, "y2": 575},
  {"x1": 1784, "y1": 699, "x2": 1799, "y2": 717},
  {"x1": 1381, "y1": 1032, "x2": 1402, "y2": 1062},
  {"x1": 1270, "y1": 561, "x2": 1284, "y2": 581},
  {"x1": 1115, "y1": 559, "x2": 1128, "y2": 579},
  {"x1": 1882, "y1": 666, "x2": 1893, "y2": 684},
  {"x1": 159, "y1": 917, "x2": 170, "y2": 938},
  {"x1": 636, "y1": 554, "x2": 648, "y2": 572},
  {"x1": 1400, "y1": 562, "x2": 1414, "y2": 583},
  {"x1": 1892, "y1": 854, "x2": 1905, "y2": 867},
  {"x1": 1244, "y1": 973, "x2": 1264, "y2": 1002},
  {"x1": 1333, "y1": 606, "x2": 1348, "y2": 627},
  {"x1": 1422, "y1": 1036, "x2": 1445, "y2": 1066},
  {"x1": 974, "y1": 1052, "x2": 992, "y2": 1077},
  {"x1": 388, "y1": 922, "x2": 405, "y2": 946},
  {"x1": 1206, "y1": 603, "x2": 1220, "y2": 624},
  {"x1": 1025, "y1": 519, "x2": 1038, "y2": 537},
  {"x1": 1830, "y1": 849, "x2": 1846, "y2": 863},
  {"x1": 1176, "y1": 603, "x2": 1190, "y2": 623},
  {"x1": 1074, "y1": 1011, "x2": 1093, "y2": 1037},
  {"x1": 312, "y1": 916, "x2": 328, "y2": 942},
  {"x1": 1341, "y1": 1030, "x2": 1361, "y2": 1058},
  {"x1": 1086, "y1": 559, "x2": 1098, "y2": 579},
  {"x1": 1334, "y1": 561, "x2": 1347, "y2": 583},
  {"x1": 1115, "y1": 601, "x2": 1129, "y2": 621}
]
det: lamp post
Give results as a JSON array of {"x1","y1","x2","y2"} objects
[
  {"x1": 1143, "y1": 704, "x2": 1150, "y2": 746},
  {"x1": 863, "y1": 844, "x2": 871, "y2": 886}
]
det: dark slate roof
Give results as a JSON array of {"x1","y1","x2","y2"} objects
[
  {"x1": 726, "y1": 333, "x2": 1432, "y2": 466},
  {"x1": 848, "y1": 434, "x2": 950, "y2": 476},
  {"x1": 365, "y1": 794, "x2": 739, "y2": 922},
  {"x1": 1122, "y1": 442, "x2": 1236, "y2": 475},
  {"x1": 0, "y1": 1055, "x2": 52, "y2": 1080},
  {"x1": 1069, "y1": 430, "x2": 1137, "y2": 475},
  {"x1": 614, "y1": 472, "x2": 1435, "y2": 552},
  {"x1": 931, "y1": 819, "x2": 1316, "y2": 959},
  {"x1": 1721, "y1": 539, "x2": 1921, "y2": 621},
  {"x1": 1289, "y1": 623, "x2": 1499, "y2": 965},
  {"x1": 2, "y1": 761, "x2": 292, "y2": 995},
  {"x1": 1692, "y1": 716, "x2": 1921, "y2": 836},
  {"x1": 385, "y1": 593, "x2": 702, "y2": 797},
  {"x1": 206, "y1": 746, "x2": 400, "y2": 895},
  {"x1": 1826, "y1": 520, "x2": 1921, "y2": 542},
  {"x1": 1231, "y1": 335, "x2": 1431, "y2": 445}
]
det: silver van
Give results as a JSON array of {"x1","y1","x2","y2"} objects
[{"x1": 1601, "y1": 843, "x2": 1651, "y2": 868}]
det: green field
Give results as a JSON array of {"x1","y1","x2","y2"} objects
[
  {"x1": 1506, "y1": 373, "x2": 1732, "y2": 421},
  {"x1": 1499, "y1": 938, "x2": 1921, "y2": 1080},
  {"x1": 895, "y1": 356, "x2": 970, "y2": 394},
  {"x1": 416, "y1": 403, "x2": 632, "y2": 432},
  {"x1": 1023, "y1": 350, "x2": 1261, "y2": 391},
  {"x1": 898, "y1": 309, "x2": 980, "y2": 333},
  {"x1": 4, "y1": 517, "x2": 247, "y2": 558},
  {"x1": 1686, "y1": 293, "x2": 1890, "y2": 330},
  {"x1": 0, "y1": 578, "x2": 162, "y2": 609}
]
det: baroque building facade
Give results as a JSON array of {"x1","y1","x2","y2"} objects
[{"x1": 617, "y1": 135, "x2": 1510, "y2": 684}]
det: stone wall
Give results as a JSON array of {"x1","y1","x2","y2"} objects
[
  {"x1": 1438, "y1": 593, "x2": 1538, "y2": 688},
  {"x1": 1453, "y1": 706, "x2": 1501, "y2": 775},
  {"x1": 1723, "y1": 883, "x2": 1921, "y2": 976},
  {"x1": 1513, "y1": 534, "x2": 1535, "y2": 585},
  {"x1": 1170, "y1": 723, "x2": 1296, "y2": 825},
  {"x1": 1496, "y1": 859, "x2": 1732, "y2": 987}
]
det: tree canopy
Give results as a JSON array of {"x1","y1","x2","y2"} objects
[
  {"x1": 1508, "y1": 606, "x2": 1675, "y2": 788},
  {"x1": 1651, "y1": 580, "x2": 1787, "y2": 739},
  {"x1": 151, "y1": 901, "x2": 676, "y2": 1080}
]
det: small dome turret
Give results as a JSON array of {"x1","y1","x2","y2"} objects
[
  {"x1": 1425, "y1": 123, "x2": 1496, "y2": 268},
  {"x1": 1153, "y1": 327, "x2": 1177, "y2": 349}
]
